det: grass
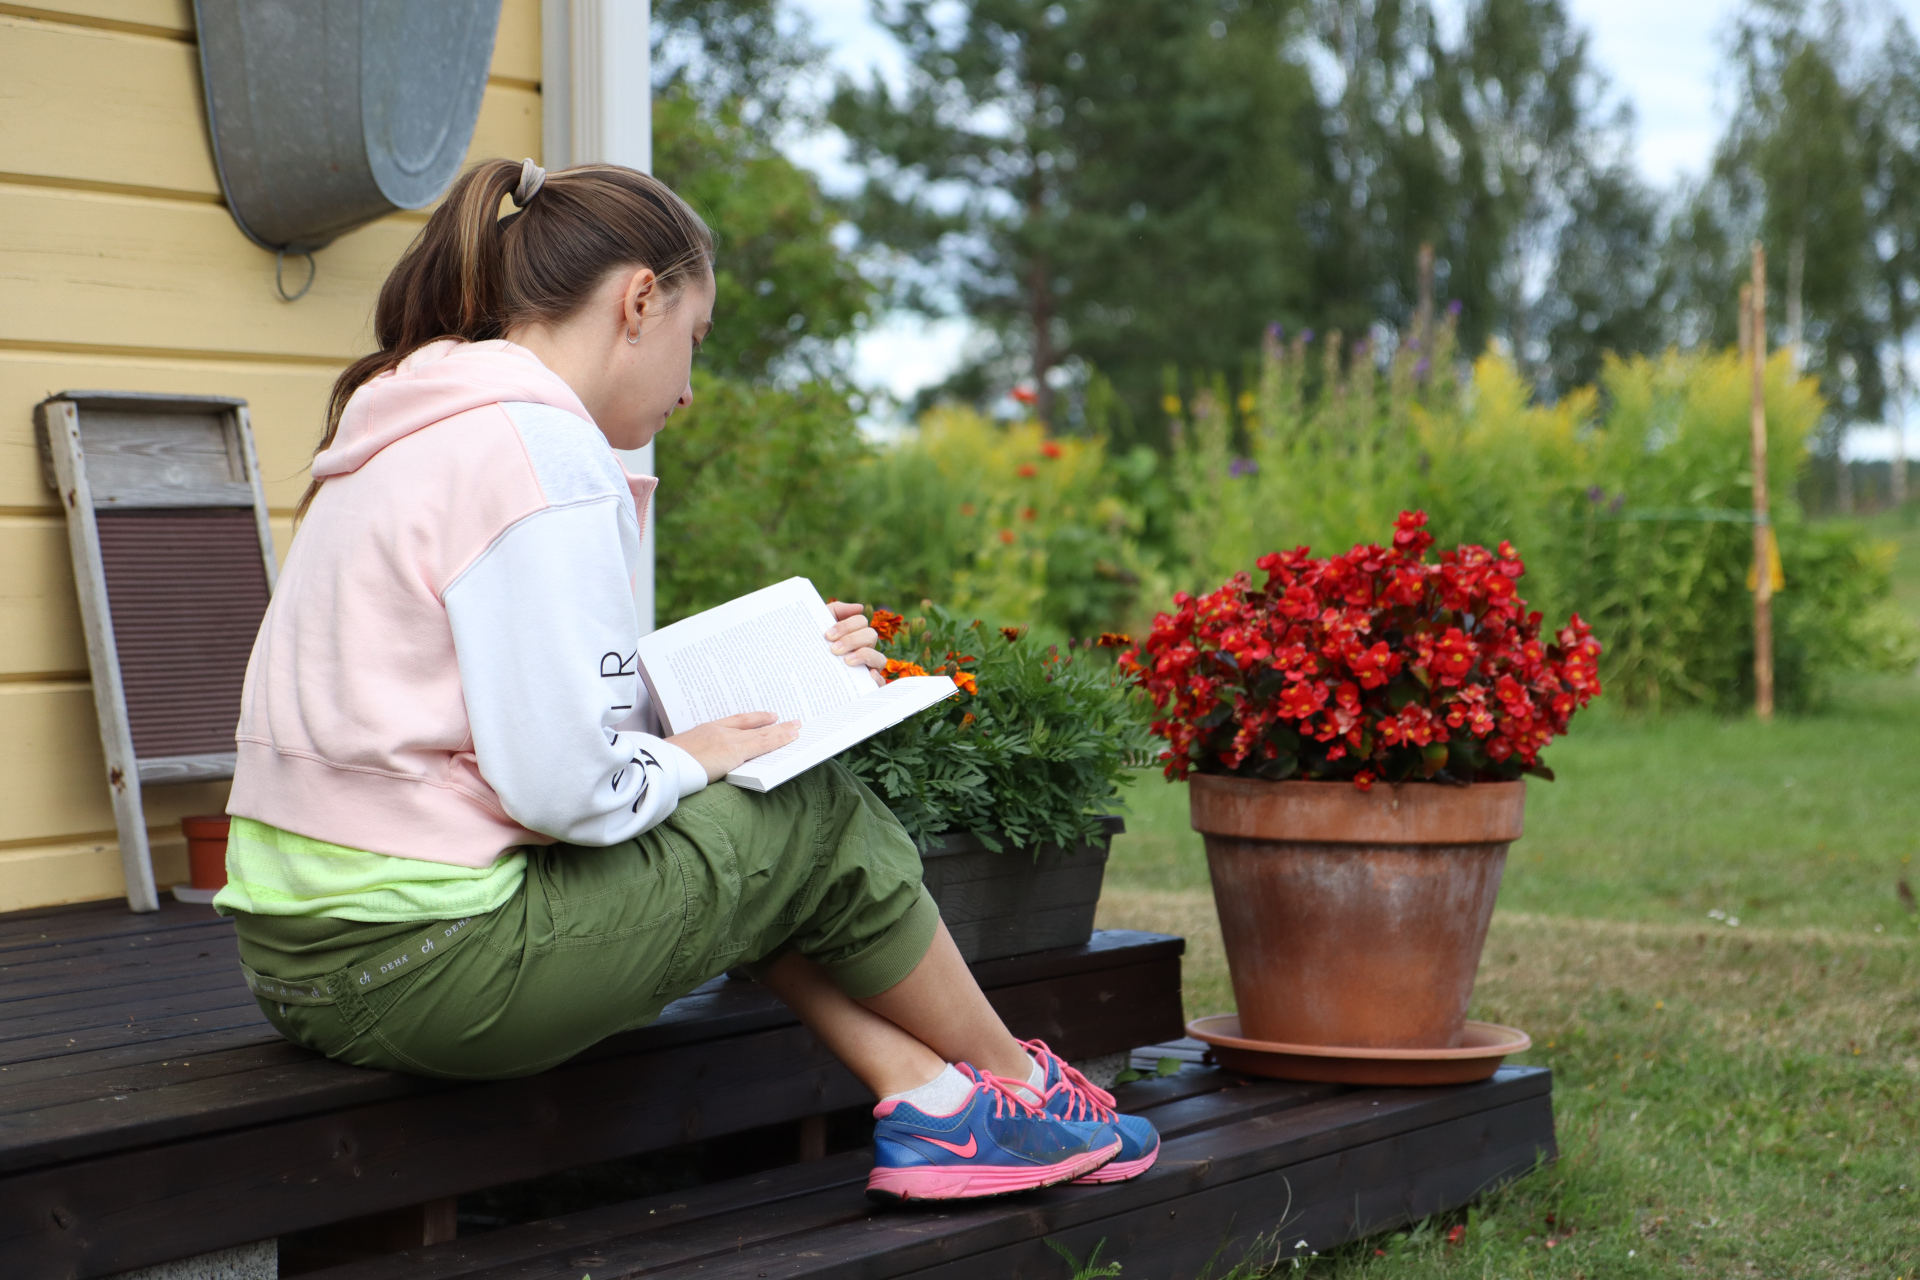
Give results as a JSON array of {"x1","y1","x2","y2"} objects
[{"x1": 1089, "y1": 519, "x2": 1920, "y2": 1278}]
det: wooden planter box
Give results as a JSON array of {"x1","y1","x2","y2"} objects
[{"x1": 920, "y1": 816, "x2": 1122, "y2": 963}]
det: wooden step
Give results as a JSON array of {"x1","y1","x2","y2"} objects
[{"x1": 305, "y1": 1066, "x2": 1556, "y2": 1280}]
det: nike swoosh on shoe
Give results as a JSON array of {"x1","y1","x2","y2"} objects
[{"x1": 912, "y1": 1132, "x2": 978, "y2": 1158}]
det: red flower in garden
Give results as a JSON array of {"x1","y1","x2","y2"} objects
[
  {"x1": 1011, "y1": 385, "x2": 1038, "y2": 405},
  {"x1": 1276, "y1": 681, "x2": 1328, "y2": 720},
  {"x1": 1122, "y1": 511, "x2": 1601, "y2": 788},
  {"x1": 1016, "y1": 463, "x2": 1039, "y2": 478},
  {"x1": 871, "y1": 609, "x2": 906, "y2": 642},
  {"x1": 1040, "y1": 440, "x2": 1063, "y2": 459},
  {"x1": 998, "y1": 528, "x2": 1016, "y2": 544}
]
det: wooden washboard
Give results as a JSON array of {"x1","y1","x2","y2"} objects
[{"x1": 35, "y1": 393, "x2": 277, "y2": 912}]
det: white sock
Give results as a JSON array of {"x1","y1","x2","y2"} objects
[
  {"x1": 1012, "y1": 1052, "x2": 1048, "y2": 1103},
  {"x1": 884, "y1": 1063, "x2": 973, "y2": 1116}
]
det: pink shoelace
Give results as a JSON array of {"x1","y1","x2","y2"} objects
[
  {"x1": 1021, "y1": 1038, "x2": 1119, "y2": 1123},
  {"x1": 957, "y1": 1061, "x2": 1047, "y2": 1119}
]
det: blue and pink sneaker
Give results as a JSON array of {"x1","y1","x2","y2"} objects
[
  {"x1": 867, "y1": 1064, "x2": 1120, "y2": 1203},
  {"x1": 1022, "y1": 1039, "x2": 1161, "y2": 1184}
]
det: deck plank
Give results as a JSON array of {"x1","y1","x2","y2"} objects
[
  {"x1": 0, "y1": 968, "x2": 258, "y2": 1042},
  {"x1": 0, "y1": 899, "x2": 227, "y2": 953}
]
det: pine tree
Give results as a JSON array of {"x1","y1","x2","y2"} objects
[{"x1": 830, "y1": 0, "x2": 1322, "y2": 435}]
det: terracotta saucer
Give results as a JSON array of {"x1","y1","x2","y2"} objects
[{"x1": 1187, "y1": 1014, "x2": 1531, "y2": 1086}]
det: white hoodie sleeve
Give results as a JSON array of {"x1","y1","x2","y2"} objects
[{"x1": 442, "y1": 407, "x2": 707, "y2": 846}]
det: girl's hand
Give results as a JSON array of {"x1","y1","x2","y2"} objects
[
  {"x1": 826, "y1": 600, "x2": 888, "y2": 688},
  {"x1": 668, "y1": 712, "x2": 800, "y2": 784}
]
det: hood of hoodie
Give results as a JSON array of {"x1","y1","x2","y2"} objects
[{"x1": 314, "y1": 339, "x2": 599, "y2": 479}]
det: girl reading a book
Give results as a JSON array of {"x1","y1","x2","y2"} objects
[{"x1": 218, "y1": 158, "x2": 1157, "y2": 1202}]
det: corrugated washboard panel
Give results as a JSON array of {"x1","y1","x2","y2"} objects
[{"x1": 94, "y1": 510, "x2": 269, "y2": 758}]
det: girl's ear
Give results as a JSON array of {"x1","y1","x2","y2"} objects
[{"x1": 623, "y1": 267, "x2": 661, "y2": 336}]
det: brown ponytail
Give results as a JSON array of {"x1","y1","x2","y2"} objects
[{"x1": 300, "y1": 159, "x2": 714, "y2": 516}]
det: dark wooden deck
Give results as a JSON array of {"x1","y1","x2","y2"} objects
[
  {"x1": 0, "y1": 900, "x2": 1186, "y2": 1278},
  {"x1": 0, "y1": 898, "x2": 1555, "y2": 1280}
]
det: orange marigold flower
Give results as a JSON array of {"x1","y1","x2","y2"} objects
[
  {"x1": 1016, "y1": 463, "x2": 1038, "y2": 478},
  {"x1": 998, "y1": 529, "x2": 1016, "y2": 544},
  {"x1": 871, "y1": 608, "x2": 905, "y2": 642},
  {"x1": 953, "y1": 671, "x2": 978, "y2": 695},
  {"x1": 1021, "y1": 506, "x2": 1037, "y2": 521},
  {"x1": 1040, "y1": 440, "x2": 1063, "y2": 459},
  {"x1": 883, "y1": 658, "x2": 929, "y2": 681},
  {"x1": 960, "y1": 711, "x2": 976, "y2": 727},
  {"x1": 1000, "y1": 626, "x2": 1023, "y2": 643},
  {"x1": 1095, "y1": 632, "x2": 1134, "y2": 648}
]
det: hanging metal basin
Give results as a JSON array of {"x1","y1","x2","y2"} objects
[{"x1": 194, "y1": 0, "x2": 503, "y2": 253}]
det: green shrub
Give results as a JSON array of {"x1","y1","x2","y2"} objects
[
  {"x1": 837, "y1": 408, "x2": 1160, "y2": 640},
  {"x1": 839, "y1": 607, "x2": 1155, "y2": 851},
  {"x1": 1166, "y1": 331, "x2": 1919, "y2": 711},
  {"x1": 653, "y1": 371, "x2": 869, "y2": 623}
]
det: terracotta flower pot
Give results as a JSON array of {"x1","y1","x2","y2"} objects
[
  {"x1": 1190, "y1": 775, "x2": 1524, "y2": 1050},
  {"x1": 181, "y1": 815, "x2": 231, "y2": 892}
]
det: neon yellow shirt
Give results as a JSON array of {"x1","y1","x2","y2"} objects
[{"x1": 213, "y1": 817, "x2": 526, "y2": 922}]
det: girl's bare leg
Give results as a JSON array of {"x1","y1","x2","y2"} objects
[
  {"x1": 859, "y1": 921, "x2": 1031, "y2": 1080},
  {"x1": 760, "y1": 920, "x2": 1031, "y2": 1098},
  {"x1": 759, "y1": 950, "x2": 946, "y2": 1097}
]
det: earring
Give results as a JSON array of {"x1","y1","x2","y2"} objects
[{"x1": 626, "y1": 327, "x2": 641, "y2": 345}]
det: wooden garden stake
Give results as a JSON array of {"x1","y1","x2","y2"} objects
[{"x1": 1749, "y1": 242, "x2": 1774, "y2": 721}]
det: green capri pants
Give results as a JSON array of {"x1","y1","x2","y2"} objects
[{"x1": 232, "y1": 762, "x2": 940, "y2": 1080}]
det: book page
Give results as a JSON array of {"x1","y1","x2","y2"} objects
[
  {"x1": 727, "y1": 676, "x2": 958, "y2": 792},
  {"x1": 636, "y1": 577, "x2": 876, "y2": 734}
]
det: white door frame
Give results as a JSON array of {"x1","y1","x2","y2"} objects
[{"x1": 542, "y1": 0, "x2": 657, "y2": 632}]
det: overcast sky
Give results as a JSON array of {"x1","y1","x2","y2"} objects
[{"x1": 781, "y1": 0, "x2": 1920, "y2": 445}]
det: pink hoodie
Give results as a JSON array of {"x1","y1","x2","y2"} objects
[{"x1": 229, "y1": 340, "x2": 707, "y2": 867}]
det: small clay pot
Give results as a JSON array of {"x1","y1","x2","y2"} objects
[
  {"x1": 1190, "y1": 775, "x2": 1524, "y2": 1051},
  {"x1": 181, "y1": 815, "x2": 231, "y2": 892}
]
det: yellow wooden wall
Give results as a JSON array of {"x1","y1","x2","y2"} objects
[{"x1": 0, "y1": 0, "x2": 542, "y2": 911}]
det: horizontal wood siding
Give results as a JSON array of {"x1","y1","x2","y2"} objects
[{"x1": 0, "y1": 0, "x2": 542, "y2": 910}]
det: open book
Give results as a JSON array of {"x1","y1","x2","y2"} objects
[{"x1": 635, "y1": 577, "x2": 957, "y2": 792}]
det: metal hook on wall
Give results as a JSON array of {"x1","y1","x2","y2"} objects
[{"x1": 274, "y1": 250, "x2": 316, "y2": 303}]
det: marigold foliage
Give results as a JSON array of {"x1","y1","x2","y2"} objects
[
  {"x1": 842, "y1": 607, "x2": 1155, "y2": 852},
  {"x1": 1123, "y1": 511, "x2": 1601, "y2": 786}
]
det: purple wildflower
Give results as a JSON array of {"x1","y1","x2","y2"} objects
[
  {"x1": 1586, "y1": 486, "x2": 1606, "y2": 504},
  {"x1": 1447, "y1": 299, "x2": 1463, "y2": 317},
  {"x1": 1414, "y1": 357, "x2": 1431, "y2": 378},
  {"x1": 1229, "y1": 457, "x2": 1259, "y2": 478}
]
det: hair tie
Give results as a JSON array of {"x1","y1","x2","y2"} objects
[{"x1": 512, "y1": 158, "x2": 546, "y2": 207}]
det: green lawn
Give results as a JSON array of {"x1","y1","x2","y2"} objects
[{"x1": 1091, "y1": 521, "x2": 1920, "y2": 1278}]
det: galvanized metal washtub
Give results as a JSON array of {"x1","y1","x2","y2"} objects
[
  {"x1": 1190, "y1": 775, "x2": 1525, "y2": 1050},
  {"x1": 194, "y1": 0, "x2": 503, "y2": 254}
]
